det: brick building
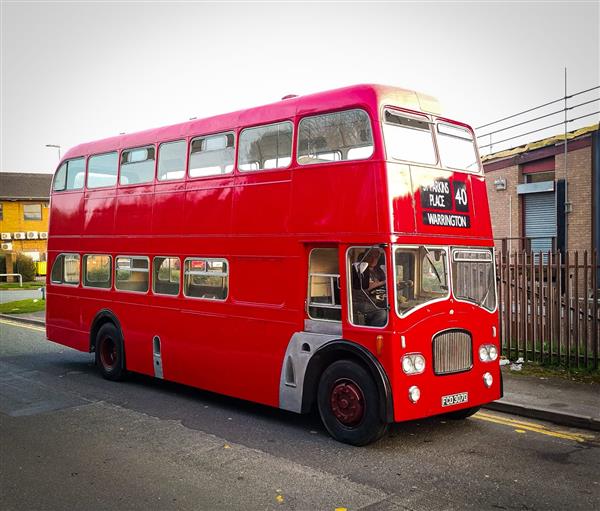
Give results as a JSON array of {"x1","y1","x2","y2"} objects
[
  {"x1": 0, "y1": 172, "x2": 53, "y2": 262},
  {"x1": 482, "y1": 124, "x2": 600, "y2": 256}
]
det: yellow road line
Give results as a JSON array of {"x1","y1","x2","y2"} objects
[
  {"x1": 0, "y1": 319, "x2": 46, "y2": 333},
  {"x1": 473, "y1": 411, "x2": 595, "y2": 443}
]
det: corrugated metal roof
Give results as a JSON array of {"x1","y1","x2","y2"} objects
[
  {"x1": 0, "y1": 172, "x2": 53, "y2": 200},
  {"x1": 481, "y1": 123, "x2": 599, "y2": 163}
]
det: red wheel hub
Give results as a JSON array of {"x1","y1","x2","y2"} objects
[
  {"x1": 330, "y1": 379, "x2": 365, "y2": 426},
  {"x1": 100, "y1": 337, "x2": 117, "y2": 369}
]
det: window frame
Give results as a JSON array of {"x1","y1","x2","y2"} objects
[
  {"x1": 296, "y1": 108, "x2": 375, "y2": 167},
  {"x1": 23, "y1": 203, "x2": 42, "y2": 221},
  {"x1": 345, "y1": 245, "x2": 389, "y2": 329},
  {"x1": 82, "y1": 254, "x2": 113, "y2": 290},
  {"x1": 237, "y1": 120, "x2": 294, "y2": 173},
  {"x1": 183, "y1": 257, "x2": 229, "y2": 301},
  {"x1": 52, "y1": 157, "x2": 86, "y2": 192},
  {"x1": 435, "y1": 121, "x2": 482, "y2": 174},
  {"x1": 50, "y1": 253, "x2": 81, "y2": 286},
  {"x1": 307, "y1": 247, "x2": 342, "y2": 323},
  {"x1": 157, "y1": 139, "x2": 188, "y2": 183},
  {"x1": 152, "y1": 256, "x2": 181, "y2": 297},
  {"x1": 450, "y1": 246, "x2": 497, "y2": 312},
  {"x1": 188, "y1": 131, "x2": 236, "y2": 180},
  {"x1": 114, "y1": 255, "x2": 150, "y2": 294},
  {"x1": 393, "y1": 244, "x2": 450, "y2": 318},
  {"x1": 381, "y1": 107, "x2": 439, "y2": 166},
  {"x1": 119, "y1": 145, "x2": 157, "y2": 187},
  {"x1": 87, "y1": 151, "x2": 120, "y2": 189}
]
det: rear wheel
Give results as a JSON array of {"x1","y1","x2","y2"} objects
[
  {"x1": 444, "y1": 406, "x2": 480, "y2": 420},
  {"x1": 95, "y1": 323, "x2": 126, "y2": 381},
  {"x1": 317, "y1": 360, "x2": 388, "y2": 446}
]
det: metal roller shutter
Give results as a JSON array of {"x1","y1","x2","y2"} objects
[{"x1": 524, "y1": 192, "x2": 556, "y2": 253}]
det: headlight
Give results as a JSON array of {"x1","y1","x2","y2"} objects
[
  {"x1": 402, "y1": 353, "x2": 426, "y2": 375},
  {"x1": 479, "y1": 344, "x2": 498, "y2": 362}
]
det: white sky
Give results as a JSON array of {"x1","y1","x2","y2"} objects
[{"x1": 1, "y1": 0, "x2": 599, "y2": 173}]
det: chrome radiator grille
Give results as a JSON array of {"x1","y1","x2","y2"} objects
[{"x1": 433, "y1": 330, "x2": 472, "y2": 375}]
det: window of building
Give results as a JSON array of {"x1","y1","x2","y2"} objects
[
  {"x1": 189, "y1": 132, "x2": 235, "y2": 178},
  {"x1": 50, "y1": 253, "x2": 80, "y2": 285},
  {"x1": 348, "y1": 247, "x2": 388, "y2": 327},
  {"x1": 153, "y1": 257, "x2": 180, "y2": 296},
  {"x1": 238, "y1": 122, "x2": 293, "y2": 171},
  {"x1": 297, "y1": 109, "x2": 374, "y2": 165},
  {"x1": 382, "y1": 110, "x2": 437, "y2": 165},
  {"x1": 88, "y1": 152, "x2": 118, "y2": 188},
  {"x1": 115, "y1": 256, "x2": 149, "y2": 293},
  {"x1": 158, "y1": 140, "x2": 186, "y2": 181},
  {"x1": 120, "y1": 146, "x2": 156, "y2": 185},
  {"x1": 83, "y1": 255, "x2": 112, "y2": 289},
  {"x1": 184, "y1": 258, "x2": 228, "y2": 300},
  {"x1": 23, "y1": 204, "x2": 42, "y2": 221},
  {"x1": 307, "y1": 248, "x2": 341, "y2": 321},
  {"x1": 526, "y1": 171, "x2": 555, "y2": 184},
  {"x1": 53, "y1": 158, "x2": 85, "y2": 191}
]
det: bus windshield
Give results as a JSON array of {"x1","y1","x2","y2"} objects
[
  {"x1": 394, "y1": 246, "x2": 449, "y2": 316},
  {"x1": 451, "y1": 248, "x2": 496, "y2": 311}
]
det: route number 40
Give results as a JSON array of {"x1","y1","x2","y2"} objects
[{"x1": 455, "y1": 187, "x2": 468, "y2": 206}]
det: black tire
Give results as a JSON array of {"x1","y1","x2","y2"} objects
[
  {"x1": 317, "y1": 360, "x2": 389, "y2": 446},
  {"x1": 95, "y1": 323, "x2": 126, "y2": 381},
  {"x1": 444, "y1": 406, "x2": 480, "y2": 420}
]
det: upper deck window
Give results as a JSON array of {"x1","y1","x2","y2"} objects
[
  {"x1": 88, "y1": 152, "x2": 118, "y2": 188},
  {"x1": 297, "y1": 109, "x2": 374, "y2": 165},
  {"x1": 120, "y1": 146, "x2": 156, "y2": 185},
  {"x1": 238, "y1": 122, "x2": 292, "y2": 171},
  {"x1": 189, "y1": 132, "x2": 235, "y2": 178},
  {"x1": 158, "y1": 140, "x2": 186, "y2": 181},
  {"x1": 382, "y1": 110, "x2": 437, "y2": 165},
  {"x1": 53, "y1": 158, "x2": 85, "y2": 191},
  {"x1": 436, "y1": 123, "x2": 480, "y2": 172}
]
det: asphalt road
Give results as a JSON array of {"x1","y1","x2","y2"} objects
[{"x1": 1, "y1": 319, "x2": 599, "y2": 511}]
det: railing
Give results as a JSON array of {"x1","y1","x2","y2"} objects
[
  {"x1": 496, "y1": 250, "x2": 599, "y2": 369},
  {"x1": 0, "y1": 273, "x2": 23, "y2": 287}
]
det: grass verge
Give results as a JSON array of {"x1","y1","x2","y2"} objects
[
  {"x1": 504, "y1": 361, "x2": 600, "y2": 384},
  {"x1": 0, "y1": 298, "x2": 46, "y2": 314},
  {"x1": 0, "y1": 282, "x2": 44, "y2": 290}
]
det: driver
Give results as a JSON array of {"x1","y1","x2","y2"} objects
[{"x1": 352, "y1": 249, "x2": 387, "y2": 327}]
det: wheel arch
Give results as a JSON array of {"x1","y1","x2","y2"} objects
[
  {"x1": 301, "y1": 339, "x2": 394, "y2": 423},
  {"x1": 89, "y1": 309, "x2": 124, "y2": 354}
]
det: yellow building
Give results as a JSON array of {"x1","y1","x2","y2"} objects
[{"x1": 1, "y1": 172, "x2": 53, "y2": 263}]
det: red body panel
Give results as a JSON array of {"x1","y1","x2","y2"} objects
[{"x1": 46, "y1": 84, "x2": 501, "y2": 419}]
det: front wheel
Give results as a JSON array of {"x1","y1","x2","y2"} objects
[
  {"x1": 317, "y1": 360, "x2": 388, "y2": 446},
  {"x1": 95, "y1": 323, "x2": 126, "y2": 381}
]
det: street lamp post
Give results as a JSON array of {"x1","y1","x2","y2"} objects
[{"x1": 45, "y1": 144, "x2": 61, "y2": 160}]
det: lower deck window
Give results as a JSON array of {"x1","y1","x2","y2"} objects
[
  {"x1": 50, "y1": 253, "x2": 80, "y2": 285},
  {"x1": 184, "y1": 258, "x2": 228, "y2": 300},
  {"x1": 83, "y1": 255, "x2": 111, "y2": 289},
  {"x1": 348, "y1": 247, "x2": 388, "y2": 327},
  {"x1": 307, "y1": 248, "x2": 341, "y2": 321},
  {"x1": 115, "y1": 256, "x2": 149, "y2": 293},
  {"x1": 153, "y1": 257, "x2": 180, "y2": 296}
]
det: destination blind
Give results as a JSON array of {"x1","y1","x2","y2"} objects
[{"x1": 420, "y1": 178, "x2": 471, "y2": 228}]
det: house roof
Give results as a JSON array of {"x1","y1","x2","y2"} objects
[
  {"x1": 481, "y1": 123, "x2": 599, "y2": 163},
  {"x1": 0, "y1": 172, "x2": 53, "y2": 200}
]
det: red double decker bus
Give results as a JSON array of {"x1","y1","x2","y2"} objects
[{"x1": 47, "y1": 84, "x2": 501, "y2": 445}]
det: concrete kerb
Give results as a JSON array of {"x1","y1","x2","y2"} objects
[
  {"x1": 0, "y1": 313, "x2": 46, "y2": 328},
  {"x1": 483, "y1": 401, "x2": 600, "y2": 432}
]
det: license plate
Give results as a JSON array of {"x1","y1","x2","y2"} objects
[{"x1": 441, "y1": 392, "x2": 469, "y2": 407}]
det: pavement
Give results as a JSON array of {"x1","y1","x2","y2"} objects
[
  {"x1": 1, "y1": 310, "x2": 598, "y2": 433},
  {"x1": 0, "y1": 288, "x2": 44, "y2": 304}
]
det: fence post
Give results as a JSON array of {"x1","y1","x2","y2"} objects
[
  {"x1": 574, "y1": 251, "x2": 580, "y2": 368},
  {"x1": 556, "y1": 251, "x2": 562, "y2": 365}
]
